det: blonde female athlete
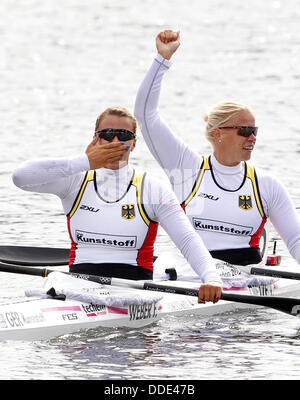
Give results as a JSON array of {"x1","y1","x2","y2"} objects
[
  {"x1": 134, "y1": 30, "x2": 300, "y2": 266},
  {"x1": 13, "y1": 106, "x2": 222, "y2": 303}
]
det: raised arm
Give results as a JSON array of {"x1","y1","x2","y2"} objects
[{"x1": 134, "y1": 30, "x2": 202, "y2": 201}]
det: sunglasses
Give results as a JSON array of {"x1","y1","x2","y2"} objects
[
  {"x1": 219, "y1": 126, "x2": 258, "y2": 137},
  {"x1": 96, "y1": 128, "x2": 136, "y2": 141}
]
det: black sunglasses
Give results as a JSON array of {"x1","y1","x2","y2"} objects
[
  {"x1": 219, "y1": 126, "x2": 258, "y2": 137},
  {"x1": 95, "y1": 128, "x2": 136, "y2": 141}
]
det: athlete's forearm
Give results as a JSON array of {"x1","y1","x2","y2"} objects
[
  {"x1": 161, "y1": 205, "x2": 221, "y2": 283},
  {"x1": 144, "y1": 179, "x2": 221, "y2": 283},
  {"x1": 134, "y1": 55, "x2": 201, "y2": 175},
  {"x1": 12, "y1": 155, "x2": 89, "y2": 197}
]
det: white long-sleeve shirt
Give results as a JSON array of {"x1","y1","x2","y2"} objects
[
  {"x1": 12, "y1": 156, "x2": 222, "y2": 283},
  {"x1": 134, "y1": 54, "x2": 300, "y2": 264}
]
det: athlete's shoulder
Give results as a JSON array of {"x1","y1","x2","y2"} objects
[
  {"x1": 142, "y1": 171, "x2": 172, "y2": 189},
  {"x1": 141, "y1": 171, "x2": 181, "y2": 207},
  {"x1": 252, "y1": 164, "x2": 282, "y2": 185},
  {"x1": 250, "y1": 164, "x2": 290, "y2": 207}
]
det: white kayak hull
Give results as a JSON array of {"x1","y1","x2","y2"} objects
[
  {"x1": 0, "y1": 297, "x2": 162, "y2": 341},
  {"x1": 0, "y1": 274, "x2": 300, "y2": 341}
]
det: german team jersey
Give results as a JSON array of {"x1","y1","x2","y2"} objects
[
  {"x1": 67, "y1": 169, "x2": 158, "y2": 271},
  {"x1": 181, "y1": 156, "x2": 267, "y2": 251}
]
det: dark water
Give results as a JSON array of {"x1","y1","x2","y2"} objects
[{"x1": 0, "y1": 0, "x2": 300, "y2": 380}]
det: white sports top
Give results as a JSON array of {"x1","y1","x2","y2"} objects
[
  {"x1": 12, "y1": 159, "x2": 222, "y2": 283},
  {"x1": 134, "y1": 54, "x2": 300, "y2": 264},
  {"x1": 182, "y1": 155, "x2": 266, "y2": 251},
  {"x1": 68, "y1": 169, "x2": 158, "y2": 270}
]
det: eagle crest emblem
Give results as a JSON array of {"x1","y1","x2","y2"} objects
[
  {"x1": 121, "y1": 204, "x2": 136, "y2": 220},
  {"x1": 238, "y1": 195, "x2": 252, "y2": 210}
]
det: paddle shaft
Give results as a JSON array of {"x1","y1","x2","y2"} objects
[
  {"x1": 250, "y1": 267, "x2": 300, "y2": 281},
  {"x1": 0, "y1": 262, "x2": 50, "y2": 277},
  {"x1": 2, "y1": 256, "x2": 299, "y2": 283},
  {"x1": 0, "y1": 262, "x2": 198, "y2": 292},
  {"x1": 0, "y1": 262, "x2": 300, "y2": 316}
]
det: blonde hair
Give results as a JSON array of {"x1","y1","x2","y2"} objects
[
  {"x1": 95, "y1": 106, "x2": 137, "y2": 133},
  {"x1": 203, "y1": 101, "x2": 253, "y2": 144}
]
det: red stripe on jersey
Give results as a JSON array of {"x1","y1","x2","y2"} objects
[
  {"x1": 136, "y1": 222, "x2": 158, "y2": 271},
  {"x1": 249, "y1": 217, "x2": 267, "y2": 248},
  {"x1": 67, "y1": 215, "x2": 77, "y2": 266}
]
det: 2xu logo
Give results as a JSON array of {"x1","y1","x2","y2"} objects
[
  {"x1": 198, "y1": 192, "x2": 219, "y2": 201},
  {"x1": 80, "y1": 205, "x2": 99, "y2": 213}
]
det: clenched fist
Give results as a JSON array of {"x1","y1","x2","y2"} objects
[{"x1": 156, "y1": 30, "x2": 180, "y2": 60}]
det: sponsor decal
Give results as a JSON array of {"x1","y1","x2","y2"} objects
[
  {"x1": 166, "y1": 300, "x2": 192, "y2": 312},
  {"x1": 129, "y1": 303, "x2": 158, "y2": 320},
  {"x1": 4, "y1": 311, "x2": 45, "y2": 328},
  {"x1": 81, "y1": 303, "x2": 106, "y2": 317},
  {"x1": 76, "y1": 230, "x2": 137, "y2": 248},
  {"x1": 5, "y1": 312, "x2": 24, "y2": 327},
  {"x1": 239, "y1": 195, "x2": 253, "y2": 210},
  {"x1": 62, "y1": 313, "x2": 79, "y2": 321},
  {"x1": 198, "y1": 192, "x2": 219, "y2": 201},
  {"x1": 80, "y1": 205, "x2": 100, "y2": 213},
  {"x1": 121, "y1": 204, "x2": 136, "y2": 220},
  {"x1": 248, "y1": 284, "x2": 274, "y2": 297},
  {"x1": 192, "y1": 217, "x2": 253, "y2": 236},
  {"x1": 216, "y1": 263, "x2": 241, "y2": 278},
  {"x1": 22, "y1": 313, "x2": 45, "y2": 324}
]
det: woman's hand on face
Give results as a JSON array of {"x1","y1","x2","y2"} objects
[
  {"x1": 156, "y1": 30, "x2": 180, "y2": 60},
  {"x1": 85, "y1": 137, "x2": 129, "y2": 170}
]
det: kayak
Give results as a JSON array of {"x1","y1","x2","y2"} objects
[
  {"x1": 1, "y1": 232, "x2": 300, "y2": 341},
  {"x1": 0, "y1": 260, "x2": 300, "y2": 341}
]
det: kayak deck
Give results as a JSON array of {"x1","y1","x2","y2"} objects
[{"x1": 0, "y1": 275, "x2": 300, "y2": 341}]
